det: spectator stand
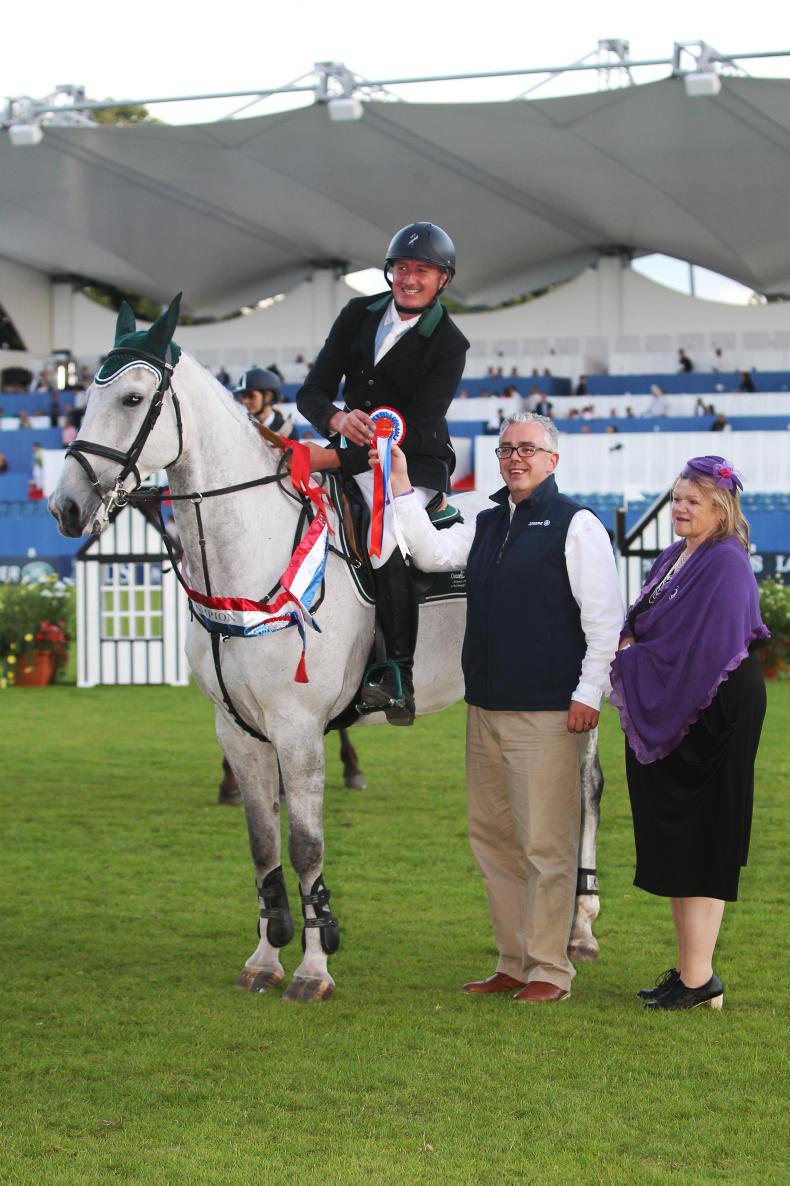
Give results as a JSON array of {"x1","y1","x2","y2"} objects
[{"x1": 585, "y1": 371, "x2": 790, "y2": 395}]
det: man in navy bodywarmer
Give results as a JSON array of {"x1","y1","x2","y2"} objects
[{"x1": 376, "y1": 413, "x2": 623, "y2": 1002}]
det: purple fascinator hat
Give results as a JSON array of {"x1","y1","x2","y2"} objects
[{"x1": 681, "y1": 455, "x2": 744, "y2": 492}]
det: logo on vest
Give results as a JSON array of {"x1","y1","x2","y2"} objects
[{"x1": 527, "y1": 519, "x2": 551, "y2": 527}]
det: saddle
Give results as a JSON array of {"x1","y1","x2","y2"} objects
[{"x1": 328, "y1": 474, "x2": 466, "y2": 604}]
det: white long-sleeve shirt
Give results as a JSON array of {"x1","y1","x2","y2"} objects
[{"x1": 395, "y1": 491, "x2": 625, "y2": 710}]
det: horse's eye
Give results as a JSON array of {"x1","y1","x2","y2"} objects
[{"x1": 122, "y1": 394, "x2": 144, "y2": 407}]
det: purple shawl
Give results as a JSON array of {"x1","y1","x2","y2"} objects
[{"x1": 610, "y1": 535, "x2": 769, "y2": 764}]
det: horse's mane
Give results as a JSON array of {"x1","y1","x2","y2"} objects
[
  {"x1": 176, "y1": 352, "x2": 247, "y2": 423},
  {"x1": 177, "y1": 352, "x2": 270, "y2": 439}
]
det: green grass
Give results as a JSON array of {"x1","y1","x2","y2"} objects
[{"x1": 1, "y1": 683, "x2": 788, "y2": 1185}]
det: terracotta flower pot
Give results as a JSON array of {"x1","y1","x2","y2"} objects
[
  {"x1": 14, "y1": 650, "x2": 56, "y2": 687},
  {"x1": 758, "y1": 647, "x2": 786, "y2": 682}
]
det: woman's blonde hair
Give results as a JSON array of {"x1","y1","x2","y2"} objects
[{"x1": 674, "y1": 472, "x2": 750, "y2": 551}]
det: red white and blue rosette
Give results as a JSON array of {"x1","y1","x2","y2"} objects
[{"x1": 370, "y1": 407, "x2": 407, "y2": 559}]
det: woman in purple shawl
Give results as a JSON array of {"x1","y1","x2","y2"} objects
[{"x1": 610, "y1": 456, "x2": 769, "y2": 1012}]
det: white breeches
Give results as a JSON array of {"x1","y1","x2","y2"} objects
[{"x1": 353, "y1": 471, "x2": 436, "y2": 569}]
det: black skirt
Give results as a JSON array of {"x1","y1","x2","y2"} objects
[{"x1": 626, "y1": 650, "x2": 766, "y2": 901}]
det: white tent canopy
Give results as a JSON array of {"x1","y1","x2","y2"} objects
[{"x1": 2, "y1": 76, "x2": 790, "y2": 316}]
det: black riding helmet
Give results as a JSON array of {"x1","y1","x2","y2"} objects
[
  {"x1": 233, "y1": 367, "x2": 282, "y2": 399},
  {"x1": 384, "y1": 222, "x2": 456, "y2": 278}
]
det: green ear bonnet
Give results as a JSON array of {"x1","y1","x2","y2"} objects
[{"x1": 95, "y1": 293, "x2": 183, "y2": 386}]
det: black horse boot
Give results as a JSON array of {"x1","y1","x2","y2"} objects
[{"x1": 361, "y1": 551, "x2": 418, "y2": 725}]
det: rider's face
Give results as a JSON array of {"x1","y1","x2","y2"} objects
[
  {"x1": 241, "y1": 390, "x2": 268, "y2": 416},
  {"x1": 390, "y1": 259, "x2": 447, "y2": 315}
]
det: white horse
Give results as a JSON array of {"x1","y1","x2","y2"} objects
[{"x1": 50, "y1": 318, "x2": 602, "y2": 1001}]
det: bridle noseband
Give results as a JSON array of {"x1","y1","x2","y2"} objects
[{"x1": 65, "y1": 347, "x2": 183, "y2": 528}]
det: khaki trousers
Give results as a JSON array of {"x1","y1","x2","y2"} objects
[{"x1": 466, "y1": 706, "x2": 584, "y2": 992}]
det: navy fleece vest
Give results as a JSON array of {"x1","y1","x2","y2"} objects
[{"x1": 462, "y1": 475, "x2": 586, "y2": 711}]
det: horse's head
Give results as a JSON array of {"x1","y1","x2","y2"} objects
[{"x1": 50, "y1": 295, "x2": 184, "y2": 536}]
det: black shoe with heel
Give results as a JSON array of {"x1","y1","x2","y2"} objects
[
  {"x1": 643, "y1": 973, "x2": 724, "y2": 1011},
  {"x1": 637, "y1": 967, "x2": 680, "y2": 1001}
]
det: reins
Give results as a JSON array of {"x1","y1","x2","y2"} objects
[{"x1": 65, "y1": 366, "x2": 344, "y2": 744}]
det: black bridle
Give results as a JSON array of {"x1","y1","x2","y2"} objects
[
  {"x1": 65, "y1": 358, "x2": 354, "y2": 743},
  {"x1": 65, "y1": 347, "x2": 184, "y2": 526}
]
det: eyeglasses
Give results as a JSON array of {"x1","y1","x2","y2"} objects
[{"x1": 495, "y1": 443, "x2": 555, "y2": 460}]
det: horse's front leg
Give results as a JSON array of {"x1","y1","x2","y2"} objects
[
  {"x1": 276, "y1": 731, "x2": 338, "y2": 1003},
  {"x1": 568, "y1": 729, "x2": 603, "y2": 963},
  {"x1": 215, "y1": 712, "x2": 293, "y2": 993}
]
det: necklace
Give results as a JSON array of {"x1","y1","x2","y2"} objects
[{"x1": 648, "y1": 547, "x2": 690, "y2": 605}]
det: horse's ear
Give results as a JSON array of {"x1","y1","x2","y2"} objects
[
  {"x1": 115, "y1": 301, "x2": 137, "y2": 343},
  {"x1": 146, "y1": 292, "x2": 182, "y2": 358}
]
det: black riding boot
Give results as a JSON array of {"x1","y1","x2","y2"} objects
[{"x1": 361, "y1": 551, "x2": 418, "y2": 725}]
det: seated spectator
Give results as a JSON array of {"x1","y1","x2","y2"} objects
[
  {"x1": 543, "y1": 367, "x2": 552, "y2": 378},
  {"x1": 18, "y1": 412, "x2": 32, "y2": 429},
  {"x1": 581, "y1": 404, "x2": 596, "y2": 420},
  {"x1": 531, "y1": 367, "x2": 540, "y2": 378},
  {"x1": 609, "y1": 407, "x2": 619, "y2": 418},
  {"x1": 575, "y1": 375, "x2": 588, "y2": 397},
  {"x1": 501, "y1": 384, "x2": 520, "y2": 399},
  {"x1": 678, "y1": 348, "x2": 694, "y2": 373},
  {"x1": 485, "y1": 409, "x2": 506, "y2": 435},
  {"x1": 711, "y1": 413, "x2": 729, "y2": 432},
  {"x1": 533, "y1": 393, "x2": 553, "y2": 418},
  {"x1": 0, "y1": 451, "x2": 8, "y2": 473},
  {"x1": 487, "y1": 366, "x2": 498, "y2": 379},
  {"x1": 216, "y1": 366, "x2": 231, "y2": 387},
  {"x1": 606, "y1": 424, "x2": 619, "y2": 434},
  {"x1": 61, "y1": 416, "x2": 78, "y2": 447},
  {"x1": 74, "y1": 385, "x2": 88, "y2": 428},
  {"x1": 510, "y1": 366, "x2": 520, "y2": 378},
  {"x1": 48, "y1": 393, "x2": 61, "y2": 429},
  {"x1": 712, "y1": 347, "x2": 725, "y2": 373},
  {"x1": 290, "y1": 354, "x2": 310, "y2": 383},
  {"x1": 736, "y1": 371, "x2": 757, "y2": 393},
  {"x1": 625, "y1": 406, "x2": 635, "y2": 418},
  {"x1": 644, "y1": 385, "x2": 670, "y2": 417},
  {"x1": 457, "y1": 388, "x2": 470, "y2": 399},
  {"x1": 694, "y1": 397, "x2": 708, "y2": 417},
  {"x1": 31, "y1": 441, "x2": 43, "y2": 489},
  {"x1": 479, "y1": 387, "x2": 491, "y2": 399},
  {"x1": 706, "y1": 403, "x2": 716, "y2": 415}
]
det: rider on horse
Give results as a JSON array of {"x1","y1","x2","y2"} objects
[
  {"x1": 296, "y1": 222, "x2": 469, "y2": 724},
  {"x1": 234, "y1": 367, "x2": 293, "y2": 437}
]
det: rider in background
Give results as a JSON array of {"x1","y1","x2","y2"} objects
[
  {"x1": 234, "y1": 368, "x2": 293, "y2": 437},
  {"x1": 296, "y1": 222, "x2": 469, "y2": 725}
]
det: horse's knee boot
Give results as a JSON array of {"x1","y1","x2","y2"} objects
[
  {"x1": 257, "y1": 865, "x2": 295, "y2": 948},
  {"x1": 300, "y1": 874, "x2": 340, "y2": 955}
]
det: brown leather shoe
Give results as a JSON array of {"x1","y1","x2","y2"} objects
[
  {"x1": 513, "y1": 980, "x2": 571, "y2": 1003},
  {"x1": 462, "y1": 972, "x2": 527, "y2": 994}
]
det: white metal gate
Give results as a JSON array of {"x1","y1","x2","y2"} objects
[{"x1": 76, "y1": 506, "x2": 190, "y2": 686}]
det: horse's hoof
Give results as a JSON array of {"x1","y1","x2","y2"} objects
[
  {"x1": 282, "y1": 976, "x2": 334, "y2": 1003},
  {"x1": 568, "y1": 940, "x2": 600, "y2": 963},
  {"x1": 344, "y1": 773, "x2": 367, "y2": 791},
  {"x1": 235, "y1": 966, "x2": 283, "y2": 991}
]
